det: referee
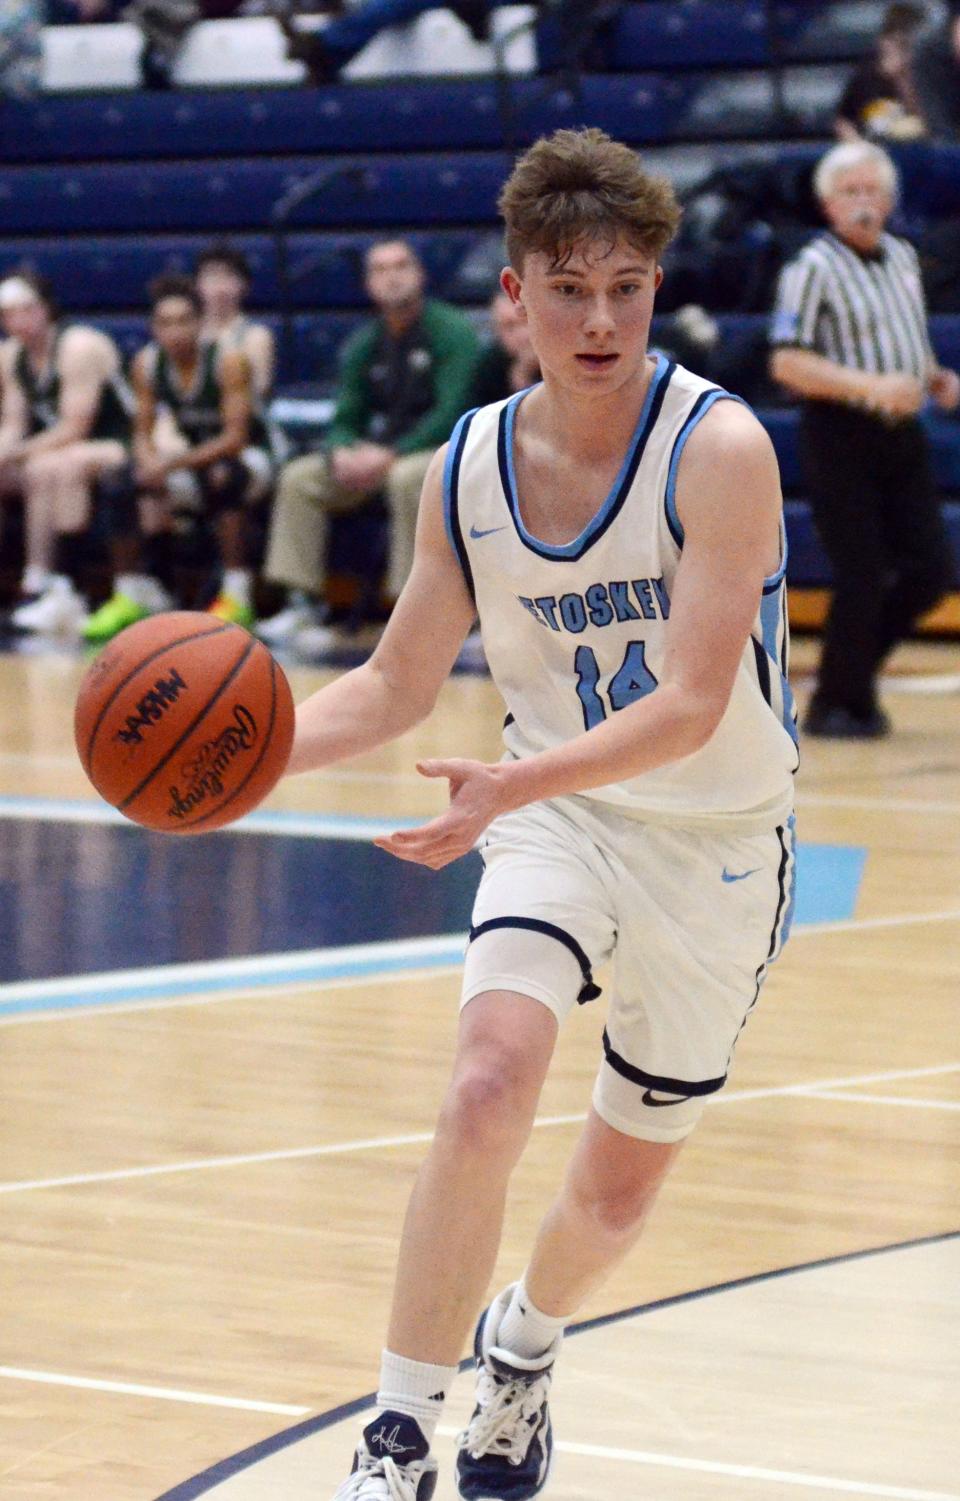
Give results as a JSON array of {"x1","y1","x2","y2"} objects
[{"x1": 770, "y1": 140, "x2": 960, "y2": 738}]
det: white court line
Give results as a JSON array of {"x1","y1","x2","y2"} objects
[
  {"x1": 708, "y1": 1061, "x2": 960, "y2": 1105},
  {"x1": 0, "y1": 962, "x2": 466, "y2": 1028},
  {"x1": 0, "y1": 1365, "x2": 309, "y2": 1416},
  {"x1": 793, "y1": 908, "x2": 960, "y2": 937},
  {"x1": 0, "y1": 933, "x2": 467, "y2": 1008},
  {"x1": 800, "y1": 1090, "x2": 960, "y2": 1112},
  {"x1": 796, "y1": 793, "x2": 960, "y2": 816},
  {"x1": 435, "y1": 1428, "x2": 960, "y2": 1501},
  {"x1": 1, "y1": 1065, "x2": 955, "y2": 1197}
]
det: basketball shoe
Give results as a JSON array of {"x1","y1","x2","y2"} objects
[
  {"x1": 456, "y1": 1286, "x2": 560, "y2": 1499},
  {"x1": 333, "y1": 1410, "x2": 438, "y2": 1500},
  {"x1": 207, "y1": 594, "x2": 255, "y2": 630}
]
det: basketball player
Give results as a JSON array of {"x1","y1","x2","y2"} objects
[
  {"x1": 84, "y1": 275, "x2": 275, "y2": 641},
  {"x1": 0, "y1": 272, "x2": 132, "y2": 634},
  {"x1": 286, "y1": 129, "x2": 798, "y2": 1501},
  {"x1": 194, "y1": 243, "x2": 276, "y2": 400}
]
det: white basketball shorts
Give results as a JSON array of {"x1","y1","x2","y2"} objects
[{"x1": 461, "y1": 795, "x2": 796, "y2": 1144}]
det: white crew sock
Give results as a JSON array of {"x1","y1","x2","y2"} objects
[
  {"x1": 222, "y1": 568, "x2": 252, "y2": 606},
  {"x1": 21, "y1": 565, "x2": 53, "y2": 596},
  {"x1": 496, "y1": 1279, "x2": 568, "y2": 1360},
  {"x1": 375, "y1": 1349, "x2": 458, "y2": 1445},
  {"x1": 115, "y1": 573, "x2": 157, "y2": 607}
]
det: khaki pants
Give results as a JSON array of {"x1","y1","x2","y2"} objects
[{"x1": 264, "y1": 449, "x2": 434, "y2": 600}]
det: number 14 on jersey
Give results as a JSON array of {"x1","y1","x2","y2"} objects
[{"x1": 574, "y1": 641, "x2": 658, "y2": 730}]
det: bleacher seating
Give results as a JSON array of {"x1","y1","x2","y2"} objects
[
  {"x1": 41, "y1": 9, "x2": 536, "y2": 91},
  {"x1": 2, "y1": 0, "x2": 958, "y2": 604}
]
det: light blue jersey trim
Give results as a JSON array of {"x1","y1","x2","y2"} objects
[
  {"x1": 502, "y1": 353, "x2": 672, "y2": 560},
  {"x1": 759, "y1": 580, "x2": 799, "y2": 748},
  {"x1": 442, "y1": 407, "x2": 478, "y2": 559},
  {"x1": 762, "y1": 522, "x2": 789, "y2": 594},
  {"x1": 664, "y1": 389, "x2": 748, "y2": 548}
]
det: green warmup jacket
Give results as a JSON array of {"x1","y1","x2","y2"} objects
[{"x1": 325, "y1": 298, "x2": 480, "y2": 456}]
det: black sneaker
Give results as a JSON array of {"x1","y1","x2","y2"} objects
[
  {"x1": 803, "y1": 701, "x2": 890, "y2": 739},
  {"x1": 334, "y1": 1410, "x2": 438, "y2": 1499},
  {"x1": 456, "y1": 1286, "x2": 560, "y2": 1499}
]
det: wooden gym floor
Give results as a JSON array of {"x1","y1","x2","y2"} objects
[{"x1": 0, "y1": 632, "x2": 957, "y2": 1500}]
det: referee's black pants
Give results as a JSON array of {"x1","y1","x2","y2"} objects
[{"x1": 799, "y1": 403, "x2": 955, "y2": 716}]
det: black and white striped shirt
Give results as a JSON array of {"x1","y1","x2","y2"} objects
[{"x1": 769, "y1": 231, "x2": 934, "y2": 378}]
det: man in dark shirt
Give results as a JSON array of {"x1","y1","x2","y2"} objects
[
  {"x1": 835, "y1": 1, "x2": 926, "y2": 142},
  {"x1": 260, "y1": 239, "x2": 479, "y2": 650}
]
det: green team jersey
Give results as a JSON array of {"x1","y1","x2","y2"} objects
[
  {"x1": 149, "y1": 341, "x2": 269, "y2": 451},
  {"x1": 15, "y1": 327, "x2": 133, "y2": 444}
]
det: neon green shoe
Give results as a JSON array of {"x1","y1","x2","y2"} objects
[
  {"x1": 81, "y1": 593, "x2": 151, "y2": 643},
  {"x1": 208, "y1": 594, "x2": 255, "y2": 630}
]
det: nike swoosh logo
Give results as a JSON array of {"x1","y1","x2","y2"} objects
[
  {"x1": 721, "y1": 867, "x2": 761, "y2": 883},
  {"x1": 469, "y1": 523, "x2": 507, "y2": 540},
  {"x1": 641, "y1": 1090, "x2": 690, "y2": 1108}
]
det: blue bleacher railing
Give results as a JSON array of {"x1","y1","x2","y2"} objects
[{"x1": 271, "y1": 163, "x2": 376, "y2": 382}]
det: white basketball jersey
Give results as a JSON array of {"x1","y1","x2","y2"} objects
[{"x1": 443, "y1": 355, "x2": 798, "y2": 829}]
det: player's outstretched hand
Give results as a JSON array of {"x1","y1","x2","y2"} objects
[{"x1": 374, "y1": 758, "x2": 506, "y2": 869}]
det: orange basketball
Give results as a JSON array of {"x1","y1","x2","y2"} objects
[{"x1": 74, "y1": 611, "x2": 295, "y2": 835}]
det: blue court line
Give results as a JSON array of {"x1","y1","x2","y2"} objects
[
  {"x1": 152, "y1": 1227, "x2": 960, "y2": 1501},
  {"x1": 0, "y1": 795, "x2": 419, "y2": 840},
  {"x1": 0, "y1": 937, "x2": 468, "y2": 1019},
  {"x1": 0, "y1": 797, "x2": 867, "y2": 1018}
]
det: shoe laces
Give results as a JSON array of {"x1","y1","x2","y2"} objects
[
  {"x1": 339, "y1": 1452, "x2": 419, "y2": 1500},
  {"x1": 458, "y1": 1367, "x2": 550, "y2": 1466}
]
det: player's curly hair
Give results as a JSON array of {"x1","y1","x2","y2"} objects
[
  {"x1": 148, "y1": 273, "x2": 203, "y2": 316},
  {"x1": 499, "y1": 128, "x2": 681, "y2": 271}
]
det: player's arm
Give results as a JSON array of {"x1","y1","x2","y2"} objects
[
  {"x1": 0, "y1": 342, "x2": 28, "y2": 457},
  {"x1": 13, "y1": 328, "x2": 112, "y2": 459},
  {"x1": 165, "y1": 350, "x2": 251, "y2": 472},
  {"x1": 286, "y1": 446, "x2": 476, "y2": 775},
  {"x1": 244, "y1": 322, "x2": 276, "y2": 400},
  {"x1": 377, "y1": 401, "x2": 781, "y2": 869}
]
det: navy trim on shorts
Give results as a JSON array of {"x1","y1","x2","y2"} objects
[
  {"x1": 469, "y1": 916, "x2": 602, "y2": 1004},
  {"x1": 601, "y1": 1028, "x2": 726, "y2": 1097},
  {"x1": 767, "y1": 822, "x2": 790, "y2": 961}
]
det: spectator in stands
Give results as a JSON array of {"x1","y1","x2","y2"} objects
[
  {"x1": 83, "y1": 274, "x2": 274, "y2": 641},
  {"x1": 835, "y1": 2, "x2": 927, "y2": 142},
  {"x1": 48, "y1": 0, "x2": 243, "y2": 81},
  {"x1": 912, "y1": 0, "x2": 960, "y2": 139},
  {"x1": 770, "y1": 140, "x2": 960, "y2": 739},
  {"x1": 195, "y1": 242, "x2": 276, "y2": 401},
  {"x1": 259, "y1": 238, "x2": 479, "y2": 652},
  {"x1": 124, "y1": 0, "x2": 244, "y2": 89},
  {"x1": 0, "y1": 272, "x2": 132, "y2": 634},
  {"x1": 271, "y1": 0, "x2": 491, "y2": 83},
  {"x1": 470, "y1": 288, "x2": 540, "y2": 407}
]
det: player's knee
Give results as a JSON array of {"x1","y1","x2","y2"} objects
[
  {"x1": 277, "y1": 455, "x2": 324, "y2": 505},
  {"x1": 23, "y1": 451, "x2": 60, "y2": 485},
  {"x1": 439, "y1": 1056, "x2": 533, "y2": 1160},
  {"x1": 567, "y1": 1165, "x2": 663, "y2": 1240}
]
